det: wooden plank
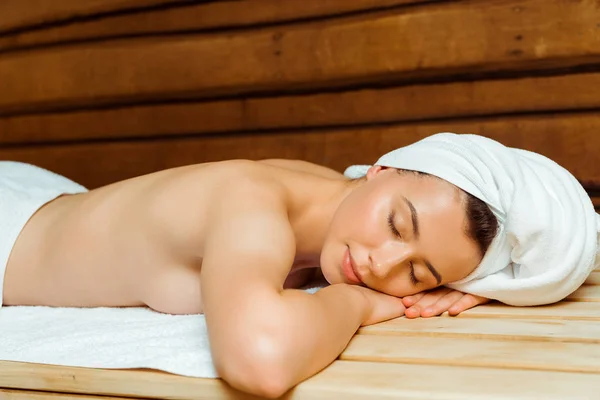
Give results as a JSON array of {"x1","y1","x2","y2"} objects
[
  {"x1": 0, "y1": 388, "x2": 136, "y2": 400},
  {"x1": 1, "y1": 111, "x2": 599, "y2": 190},
  {"x1": 1, "y1": 360, "x2": 599, "y2": 400},
  {"x1": 592, "y1": 196, "x2": 600, "y2": 211},
  {"x1": 293, "y1": 361, "x2": 600, "y2": 399},
  {"x1": 4, "y1": 71, "x2": 600, "y2": 146},
  {"x1": 0, "y1": 0, "x2": 182, "y2": 34},
  {"x1": 567, "y1": 285, "x2": 600, "y2": 302},
  {"x1": 459, "y1": 301, "x2": 600, "y2": 321},
  {"x1": 342, "y1": 334, "x2": 600, "y2": 373},
  {"x1": 3, "y1": 0, "x2": 600, "y2": 114},
  {"x1": 585, "y1": 271, "x2": 600, "y2": 285},
  {"x1": 0, "y1": 361, "x2": 246, "y2": 400},
  {"x1": 359, "y1": 316, "x2": 600, "y2": 344},
  {"x1": 0, "y1": 0, "x2": 433, "y2": 52}
]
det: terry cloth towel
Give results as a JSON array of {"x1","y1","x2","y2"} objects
[
  {"x1": 0, "y1": 281, "x2": 326, "y2": 378},
  {"x1": 0, "y1": 161, "x2": 327, "y2": 378},
  {"x1": 344, "y1": 133, "x2": 600, "y2": 306},
  {"x1": 0, "y1": 161, "x2": 87, "y2": 307}
]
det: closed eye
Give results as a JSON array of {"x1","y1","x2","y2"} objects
[{"x1": 387, "y1": 210, "x2": 401, "y2": 238}]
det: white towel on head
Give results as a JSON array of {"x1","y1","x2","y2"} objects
[{"x1": 344, "y1": 133, "x2": 600, "y2": 306}]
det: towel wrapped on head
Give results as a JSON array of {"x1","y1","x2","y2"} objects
[{"x1": 344, "y1": 133, "x2": 600, "y2": 306}]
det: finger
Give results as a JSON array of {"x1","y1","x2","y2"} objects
[
  {"x1": 402, "y1": 291, "x2": 426, "y2": 308},
  {"x1": 421, "y1": 290, "x2": 465, "y2": 317},
  {"x1": 448, "y1": 294, "x2": 489, "y2": 316},
  {"x1": 406, "y1": 288, "x2": 453, "y2": 318}
]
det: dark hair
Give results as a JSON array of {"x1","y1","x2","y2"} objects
[
  {"x1": 397, "y1": 169, "x2": 498, "y2": 257},
  {"x1": 463, "y1": 192, "x2": 498, "y2": 257}
]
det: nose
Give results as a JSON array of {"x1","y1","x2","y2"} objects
[{"x1": 368, "y1": 241, "x2": 411, "y2": 279}]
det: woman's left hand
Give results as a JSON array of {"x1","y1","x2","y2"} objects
[{"x1": 402, "y1": 288, "x2": 490, "y2": 318}]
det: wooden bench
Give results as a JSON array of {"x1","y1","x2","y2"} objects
[{"x1": 1, "y1": 269, "x2": 599, "y2": 399}]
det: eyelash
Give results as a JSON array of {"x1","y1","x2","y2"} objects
[
  {"x1": 388, "y1": 212, "x2": 419, "y2": 285},
  {"x1": 387, "y1": 211, "x2": 401, "y2": 238},
  {"x1": 408, "y1": 262, "x2": 419, "y2": 285}
]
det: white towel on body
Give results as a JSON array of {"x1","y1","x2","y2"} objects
[
  {"x1": 0, "y1": 161, "x2": 326, "y2": 378},
  {"x1": 0, "y1": 285, "x2": 325, "y2": 378},
  {"x1": 344, "y1": 133, "x2": 600, "y2": 306}
]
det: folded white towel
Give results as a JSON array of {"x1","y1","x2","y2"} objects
[
  {"x1": 0, "y1": 306, "x2": 217, "y2": 377},
  {"x1": 0, "y1": 284, "x2": 326, "y2": 377},
  {"x1": 345, "y1": 133, "x2": 600, "y2": 306}
]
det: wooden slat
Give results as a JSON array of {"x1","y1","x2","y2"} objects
[
  {"x1": 4, "y1": 71, "x2": 600, "y2": 146},
  {"x1": 3, "y1": 0, "x2": 600, "y2": 114},
  {"x1": 293, "y1": 361, "x2": 600, "y2": 399},
  {"x1": 342, "y1": 334, "x2": 600, "y2": 373},
  {"x1": 1, "y1": 360, "x2": 599, "y2": 400},
  {"x1": 585, "y1": 271, "x2": 600, "y2": 285},
  {"x1": 592, "y1": 196, "x2": 600, "y2": 211},
  {"x1": 567, "y1": 285, "x2": 600, "y2": 302},
  {"x1": 459, "y1": 301, "x2": 600, "y2": 321},
  {"x1": 1, "y1": 112, "x2": 599, "y2": 190},
  {"x1": 0, "y1": 0, "x2": 182, "y2": 34},
  {"x1": 0, "y1": 361, "x2": 244, "y2": 400},
  {"x1": 0, "y1": 388, "x2": 135, "y2": 400},
  {"x1": 0, "y1": 0, "x2": 433, "y2": 52},
  {"x1": 359, "y1": 316, "x2": 600, "y2": 343}
]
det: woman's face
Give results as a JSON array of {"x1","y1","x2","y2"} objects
[{"x1": 320, "y1": 166, "x2": 482, "y2": 297}]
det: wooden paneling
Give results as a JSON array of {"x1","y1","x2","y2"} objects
[
  {"x1": 2, "y1": 112, "x2": 598, "y2": 189},
  {"x1": 0, "y1": 0, "x2": 433, "y2": 52},
  {"x1": 3, "y1": 72, "x2": 600, "y2": 145},
  {"x1": 0, "y1": 0, "x2": 182, "y2": 33},
  {"x1": 2, "y1": 0, "x2": 600, "y2": 115}
]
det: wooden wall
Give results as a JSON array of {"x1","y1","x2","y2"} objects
[{"x1": 0, "y1": 0, "x2": 598, "y2": 209}]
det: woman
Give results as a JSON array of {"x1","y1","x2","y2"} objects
[{"x1": 2, "y1": 132, "x2": 598, "y2": 397}]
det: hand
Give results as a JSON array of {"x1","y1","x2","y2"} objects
[
  {"x1": 353, "y1": 286, "x2": 406, "y2": 326},
  {"x1": 402, "y1": 288, "x2": 490, "y2": 318}
]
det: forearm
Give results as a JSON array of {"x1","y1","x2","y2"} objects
[{"x1": 278, "y1": 283, "x2": 369, "y2": 387}]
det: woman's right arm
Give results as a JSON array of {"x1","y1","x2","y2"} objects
[{"x1": 201, "y1": 182, "x2": 404, "y2": 398}]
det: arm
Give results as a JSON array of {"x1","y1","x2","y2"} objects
[{"x1": 201, "y1": 182, "x2": 402, "y2": 398}]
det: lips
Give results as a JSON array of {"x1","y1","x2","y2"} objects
[{"x1": 342, "y1": 247, "x2": 362, "y2": 284}]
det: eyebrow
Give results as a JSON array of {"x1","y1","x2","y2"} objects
[{"x1": 402, "y1": 196, "x2": 443, "y2": 285}]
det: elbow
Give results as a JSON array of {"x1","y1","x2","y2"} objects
[{"x1": 215, "y1": 332, "x2": 295, "y2": 398}]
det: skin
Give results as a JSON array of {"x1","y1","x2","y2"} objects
[{"x1": 3, "y1": 159, "x2": 488, "y2": 398}]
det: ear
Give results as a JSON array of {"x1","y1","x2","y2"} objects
[{"x1": 366, "y1": 165, "x2": 385, "y2": 180}]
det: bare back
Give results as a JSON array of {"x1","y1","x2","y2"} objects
[{"x1": 3, "y1": 160, "x2": 343, "y2": 314}]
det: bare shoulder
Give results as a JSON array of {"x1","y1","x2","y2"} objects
[{"x1": 258, "y1": 159, "x2": 344, "y2": 180}]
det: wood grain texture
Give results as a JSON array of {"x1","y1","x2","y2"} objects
[
  {"x1": 585, "y1": 271, "x2": 600, "y2": 285},
  {"x1": 342, "y1": 334, "x2": 600, "y2": 373},
  {"x1": 359, "y1": 317, "x2": 600, "y2": 343},
  {"x1": 0, "y1": 0, "x2": 433, "y2": 51},
  {"x1": 0, "y1": 388, "x2": 135, "y2": 400},
  {"x1": 567, "y1": 285, "x2": 600, "y2": 302},
  {"x1": 3, "y1": 71, "x2": 600, "y2": 145},
  {"x1": 0, "y1": 361, "x2": 249, "y2": 400},
  {"x1": 1, "y1": 360, "x2": 599, "y2": 400},
  {"x1": 0, "y1": 0, "x2": 183, "y2": 34},
  {"x1": 2, "y1": 112, "x2": 598, "y2": 190},
  {"x1": 2, "y1": 0, "x2": 600, "y2": 114},
  {"x1": 459, "y1": 301, "x2": 600, "y2": 321}
]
